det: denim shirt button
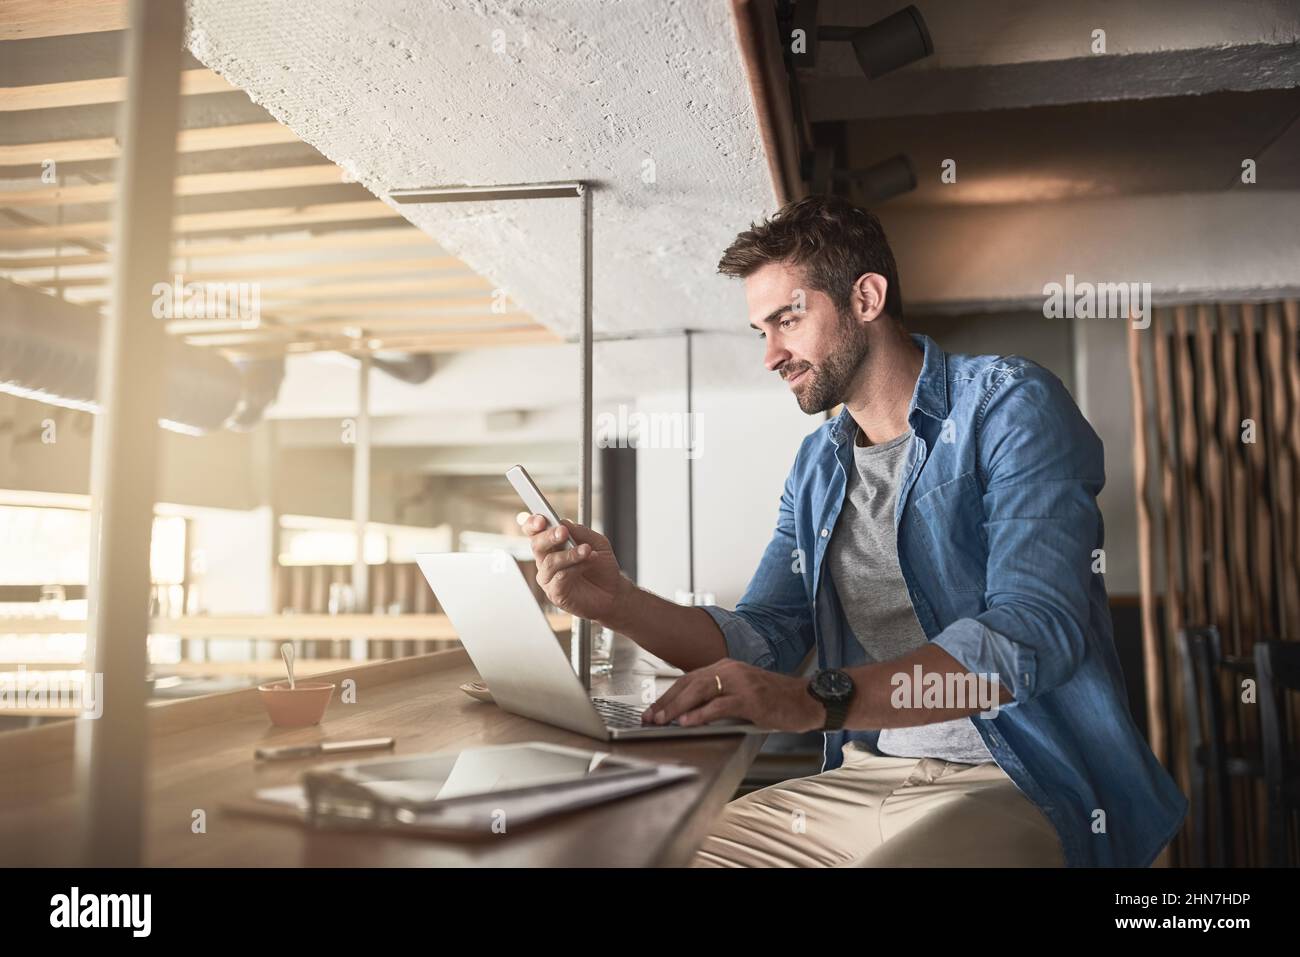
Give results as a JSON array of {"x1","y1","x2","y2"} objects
[{"x1": 820, "y1": 528, "x2": 829, "y2": 538}]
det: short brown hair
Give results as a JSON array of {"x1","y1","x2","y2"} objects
[{"x1": 717, "y1": 195, "x2": 903, "y2": 321}]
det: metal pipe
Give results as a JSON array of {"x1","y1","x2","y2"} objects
[
  {"x1": 388, "y1": 183, "x2": 584, "y2": 203},
  {"x1": 380, "y1": 180, "x2": 595, "y2": 687},
  {"x1": 575, "y1": 184, "x2": 594, "y2": 690},
  {"x1": 352, "y1": 352, "x2": 372, "y2": 652},
  {"x1": 685, "y1": 329, "x2": 695, "y2": 595}
]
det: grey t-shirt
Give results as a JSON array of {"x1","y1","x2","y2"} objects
[{"x1": 825, "y1": 427, "x2": 994, "y2": 763}]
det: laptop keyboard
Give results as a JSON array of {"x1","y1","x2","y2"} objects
[{"x1": 592, "y1": 696, "x2": 653, "y2": 729}]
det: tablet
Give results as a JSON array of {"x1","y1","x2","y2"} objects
[
  {"x1": 309, "y1": 741, "x2": 651, "y2": 806},
  {"x1": 290, "y1": 741, "x2": 696, "y2": 838}
]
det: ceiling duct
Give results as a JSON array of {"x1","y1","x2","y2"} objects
[
  {"x1": 225, "y1": 356, "x2": 286, "y2": 431},
  {"x1": 0, "y1": 279, "x2": 282, "y2": 435},
  {"x1": 370, "y1": 351, "x2": 434, "y2": 385}
]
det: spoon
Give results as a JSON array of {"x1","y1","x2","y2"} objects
[{"x1": 280, "y1": 642, "x2": 296, "y2": 690}]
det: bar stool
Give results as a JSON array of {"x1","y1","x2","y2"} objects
[
  {"x1": 1253, "y1": 639, "x2": 1300, "y2": 867},
  {"x1": 1176, "y1": 625, "x2": 1262, "y2": 866}
]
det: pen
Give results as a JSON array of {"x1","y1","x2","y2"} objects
[{"x1": 255, "y1": 736, "x2": 395, "y2": 761}]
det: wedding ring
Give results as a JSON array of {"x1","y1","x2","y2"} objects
[{"x1": 715, "y1": 674, "x2": 724, "y2": 696}]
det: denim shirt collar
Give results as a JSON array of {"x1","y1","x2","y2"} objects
[{"x1": 826, "y1": 333, "x2": 950, "y2": 447}]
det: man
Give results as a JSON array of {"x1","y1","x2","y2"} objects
[{"x1": 525, "y1": 195, "x2": 1187, "y2": 867}]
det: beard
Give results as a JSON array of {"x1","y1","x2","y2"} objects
[{"x1": 784, "y1": 310, "x2": 871, "y2": 414}]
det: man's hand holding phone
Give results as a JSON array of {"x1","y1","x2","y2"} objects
[
  {"x1": 509, "y1": 464, "x2": 727, "y2": 673},
  {"x1": 524, "y1": 515, "x2": 630, "y2": 625}
]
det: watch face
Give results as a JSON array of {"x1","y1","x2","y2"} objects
[{"x1": 814, "y1": 669, "x2": 853, "y2": 701}]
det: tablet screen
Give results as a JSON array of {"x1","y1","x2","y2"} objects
[{"x1": 305, "y1": 743, "x2": 648, "y2": 809}]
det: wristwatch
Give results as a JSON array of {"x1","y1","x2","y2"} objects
[{"x1": 807, "y1": 668, "x2": 854, "y2": 731}]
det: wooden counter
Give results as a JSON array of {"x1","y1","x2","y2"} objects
[{"x1": 0, "y1": 637, "x2": 765, "y2": 867}]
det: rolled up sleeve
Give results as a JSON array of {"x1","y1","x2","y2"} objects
[
  {"x1": 932, "y1": 617, "x2": 1040, "y2": 703},
  {"x1": 699, "y1": 605, "x2": 782, "y2": 670}
]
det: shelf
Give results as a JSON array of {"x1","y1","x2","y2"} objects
[
  {"x1": 0, "y1": 612, "x2": 573, "y2": 639},
  {"x1": 0, "y1": 659, "x2": 356, "y2": 678}
]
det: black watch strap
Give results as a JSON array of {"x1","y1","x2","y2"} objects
[
  {"x1": 807, "y1": 672, "x2": 852, "y2": 731},
  {"x1": 820, "y1": 696, "x2": 849, "y2": 731}
]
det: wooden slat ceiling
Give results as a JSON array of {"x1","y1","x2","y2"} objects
[
  {"x1": 0, "y1": 163, "x2": 349, "y2": 206},
  {"x1": 0, "y1": 121, "x2": 301, "y2": 165},
  {"x1": 0, "y1": 67, "x2": 236, "y2": 111},
  {"x1": 0, "y1": 24, "x2": 560, "y2": 357},
  {"x1": 0, "y1": 0, "x2": 127, "y2": 41}
]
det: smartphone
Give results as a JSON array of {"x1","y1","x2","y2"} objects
[{"x1": 506, "y1": 464, "x2": 574, "y2": 550}]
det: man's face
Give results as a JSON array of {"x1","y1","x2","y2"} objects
[{"x1": 745, "y1": 261, "x2": 869, "y2": 414}]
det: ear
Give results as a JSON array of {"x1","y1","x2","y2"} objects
[{"x1": 850, "y1": 273, "x2": 889, "y2": 324}]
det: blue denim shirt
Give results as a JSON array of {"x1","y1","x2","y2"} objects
[{"x1": 701, "y1": 333, "x2": 1187, "y2": 867}]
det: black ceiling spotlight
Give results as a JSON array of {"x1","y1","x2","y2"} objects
[
  {"x1": 842, "y1": 153, "x2": 917, "y2": 203},
  {"x1": 802, "y1": 146, "x2": 836, "y2": 194},
  {"x1": 790, "y1": 2, "x2": 934, "y2": 77},
  {"x1": 803, "y1": 147, "x2": 916, "y2": 204}
]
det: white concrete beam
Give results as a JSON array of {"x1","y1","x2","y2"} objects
[{"x1": 182, "y1": 0, "x2": 776, "y2": 341}]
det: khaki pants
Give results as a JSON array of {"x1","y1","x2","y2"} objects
[{"x1": 691, "y1": 740, "x2": 1065, "y2": 867}]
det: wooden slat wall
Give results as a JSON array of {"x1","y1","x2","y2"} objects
[
  {"x1": 1130, "y1": 298, "x2": 1300, "y2": 867},
  {"x1": 1149, "y1": 310, "x2": 1189, "y2": 854},
  {"x1": 1286, "y1": 300, "x2": 1300, "y2": 639},
  {"x1": 1129, "y1": 321, "x2": 1165, "y2": 768}
]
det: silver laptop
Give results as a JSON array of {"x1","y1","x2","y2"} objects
[{"x1": 416, "y1": 551, "x2": 767, "y2": 740}]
